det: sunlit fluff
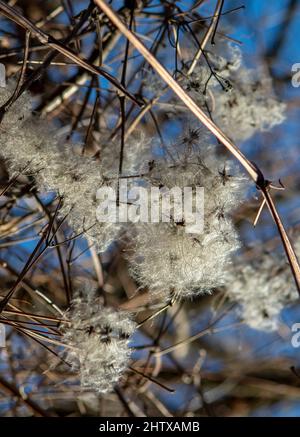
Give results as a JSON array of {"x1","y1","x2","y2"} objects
[{"x1": 61, "y1": 288, "x2": 136, "y2": 393}]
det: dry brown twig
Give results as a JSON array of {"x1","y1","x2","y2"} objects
[{"x1": 0, "y1": 0, "x2": 141, "y2": 107}]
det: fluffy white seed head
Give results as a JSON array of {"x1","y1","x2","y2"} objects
[
  {"x1": 0, "y1": 81, "x2": 120, "y2": 251},
  {"x1": 61, "y1": 288, "x2": 136, "y2": 393},
  {"x1": 185, "y1": 45, "x2": 286, "y2": 142},
  {"x1": 127, "y1": 138, "x2": 246, "y2": 302},
  {"x1": 213, "y1": 72, "x2": 286, "y2": 142},
  {"x1": 226, "y1": 239, "x2": 300, "y2": 331},
  {"x1": 100, "y1": 131, "x2": 154, "y2": 178}
]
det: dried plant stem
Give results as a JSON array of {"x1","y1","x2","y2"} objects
[
  {"x1": 0, "y1": 375, "x2": 54, "y2": 417},
  {"x1": 0, "y1": 1, "x2": 141, "y2": 107},
  {"x1": 187, "y1": 0, "x2": 224, "y2": 75},
  {"x1": 41, "y1": 31, "x2": 121, "y2": 115}
]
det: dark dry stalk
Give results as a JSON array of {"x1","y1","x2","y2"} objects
[
  {"x1": 187, "y1": 0, "x2": 224, "y2": 74},
  {"x1": 0, "y1": 0, "x2": 141, "y2": 107},
  {"x1": 129, "y1": 366, "x2": 175, "y2": 393},
  {"x1": 1, "y1": 1, "x2": 96, "y2": 105},
  {"x1": 118, "y1": 2, "x2": 135, "y2": 179},
  {"x1": 67, "y1": 78, "x2": 94, "y2": 139},
  {"x1": 33, "y1": 192, "x2": 71, "y2": 305},
  {"x1": 0, "y1": 30, "x2": 30, "y2": 121},
  {"x1": 210, "y1": 0, "x2": 224, "y2": 45},
  {"x1": 0, "y1": 375, "x2": 55, "y2": 417},
  {"x1": 0, "y1": 198, "x2": 63, "y2": 313},
  {"x1": 82, "y1": 91, "x2": 99, "y2": 154},
  {"x1": 114, "y1": 387, "x2": 135, "y2": 417}
]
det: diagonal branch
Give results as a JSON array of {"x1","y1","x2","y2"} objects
[{"x1": 93, "y1": 0, "x2": 300, "y2": 294}]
